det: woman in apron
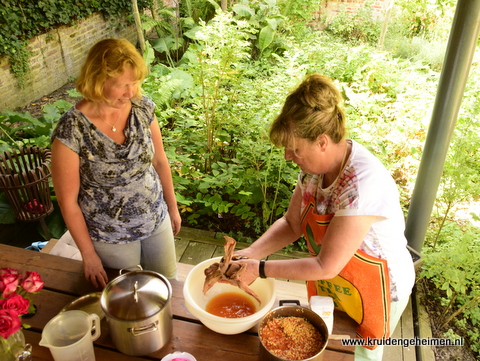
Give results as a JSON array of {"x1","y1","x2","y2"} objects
[{"x1": 235, "y1": 73, "x2": 415, "y2": 360}]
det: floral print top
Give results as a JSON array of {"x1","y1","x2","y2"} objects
[{"x1": 52, "y1": 95, "x2": 167, "y2": 244}]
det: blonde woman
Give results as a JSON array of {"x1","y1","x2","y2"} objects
[
  {"x1": 51, "y1": 38, "x2": 181, "y2": 288},
  {"x1": 235, "y1": 73, "x2": 415, "y2": 361}
]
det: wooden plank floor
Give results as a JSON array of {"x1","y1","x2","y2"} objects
[{"x1": 174, "y1": 227, "x2": 308, "y2": 279}]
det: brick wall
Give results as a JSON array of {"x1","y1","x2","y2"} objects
[
  {"x1": 322, "y1": 0, "x2": 388, "y2": 19},
  {"x1": 1, "y1": 2, "x2": 388, "y2": 112},
  {"x1": 0, "y1": 13, "x2": 138, "y2": 112}
]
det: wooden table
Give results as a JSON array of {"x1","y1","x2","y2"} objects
[{"x1": 1, "y1": 244, "x2": 356, "y2": 360}]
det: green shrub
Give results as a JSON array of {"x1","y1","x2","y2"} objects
[
  {"x1": 0, "y1": 100, "x2": 73, "y2": 153},
  {"x1": 143, "y1": 10, "x2": 303, "y2": 240},
  {"x1": 391, "y1": 0, "x2": 454, "y2": 40},
  {"x1": 421, "y1": 225, "x2": 480, "y2": 354},
  {"x1": 322, "y1": 1, "x2": 381, "y2": 46}
]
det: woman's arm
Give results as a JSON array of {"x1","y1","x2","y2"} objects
[
  {"x1": 150, "y1": 117, "x2": 182, "y2": 235},
  {"x1": 236, "y1": 183, "x2": 376, "y2": 283},
  {"x1": 51, "y1": 138, "x2": 108, "y2": 288},
  {"x1": 257, "y1": 214, "x2": 377, "y2": 281}
]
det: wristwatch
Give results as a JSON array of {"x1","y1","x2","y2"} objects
[{"x1": 259, "y1": 260, "x2": 267, "y2": 279}]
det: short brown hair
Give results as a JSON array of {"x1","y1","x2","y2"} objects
[
  {"x1": 270, "y1": 73, "x2": 346, "y2": 147},
  {"x1": 76, "y1": 38, "x2": 147, "y2": 102}
]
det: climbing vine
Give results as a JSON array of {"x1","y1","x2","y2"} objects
[{"x1": 0, "y1": 0, "x2": 153, "y2": 87}]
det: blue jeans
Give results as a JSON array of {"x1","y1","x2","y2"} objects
[{"x1": 94, "y1": 213, "x2": 177, "y2": 279}]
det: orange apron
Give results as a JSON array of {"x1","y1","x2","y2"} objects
[{"x1": 302, "y1": 196, "x2": 391, "y2": 349}]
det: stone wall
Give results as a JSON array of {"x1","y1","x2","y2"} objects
[{"x1": 0, "y1": 13, "x2": 138, "y2": 112}]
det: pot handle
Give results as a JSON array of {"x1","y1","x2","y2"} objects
[
  {"x1": 279, "y1": 300, "x2": 301, "y2": 306},
  {"x1": 128, "y1": 320, "x2": 158, "y2": 336},
  {"x1": 119, "y1": 265, "x2": 143, "y2": 275}
]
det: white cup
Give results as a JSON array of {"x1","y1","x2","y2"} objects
[
  {"x1": 39, "y1": 310, "x2": 100, "y2": 361},
  {"x1": 161, "y1": 351, "x2": 197, "y2": 361}
]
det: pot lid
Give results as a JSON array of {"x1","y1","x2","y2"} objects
[{"x1": 101, "y1": 271, "x2": 171, "y2": 321}]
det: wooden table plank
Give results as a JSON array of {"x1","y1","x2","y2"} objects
[
  {"x1": 27, "y1": 284, "x2": 354, "y2": 357},
  {"x1": 24, "y1": 330, "x2": 151, "y2": 361},
  {"x1": 27, "y1": 323, "x2": 354, "y2": 361},
  {"x1": 0, "y1": 245, "x2": 99, "y2": 295}
]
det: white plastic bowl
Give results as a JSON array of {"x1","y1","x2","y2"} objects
[{"x1": 183, "y1": 257, "x2": 276, "y2": 335}]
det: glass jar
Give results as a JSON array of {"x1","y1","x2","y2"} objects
[{"x1": 0, "y1": 329, "x2": 26, "y2": 361}]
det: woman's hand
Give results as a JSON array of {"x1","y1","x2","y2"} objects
[
  {"x1": 82, "y1": 251, "x2": 108, "y2": 288},
  {"x1": 234, "y1": 258, "x2": 261, "y2": 286},
  {"x1": 233, "y1": 247, "x2": 257, "y2": 260},
  {"x1": 169, "y1": 208, "x2": 182, "y2": 236}
]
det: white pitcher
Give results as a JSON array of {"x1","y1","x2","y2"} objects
[{"x1": 39, "y1": 310, "x2": 100, "y2": 361}]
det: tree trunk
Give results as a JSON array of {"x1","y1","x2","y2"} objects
[
  {"x1": 378, "y1": 0, "x2": 394, "y2": 48},
  {"x1": 221, "y1": 0, "x2": 227, "y2": 11},
  {"x1": 132, "y1": 0, "x2": 145, "y2": 54}
]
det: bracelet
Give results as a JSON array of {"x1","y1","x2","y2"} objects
[{"x1": 259, "y1": 260, "x2": 267, "y2": 279}]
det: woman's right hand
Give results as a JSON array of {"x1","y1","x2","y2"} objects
[
  {"x1": 82, "y1": 251, "x2": 108, "y2": 288},
  {"x1": 233, "y1": 247, "x2": 257, "y2": 260}
]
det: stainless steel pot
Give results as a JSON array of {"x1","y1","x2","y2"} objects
[
  {"x1": 100, "y1": 266, "x2": 173, "y2": 356},
  {"x1": 258, "y1": 300, "x2": 329, "y2": 361}
]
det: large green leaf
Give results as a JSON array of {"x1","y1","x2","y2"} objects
[
  {"x1": 183, "y1": 25, "x2": 202, "y2": 40},
  {"x1": 258, "y1": 25, "x2": 274, "y2": 53},
  {"x1": 232, "y1": 4, "x2": 254, "y2": 18},
  {"x1": 2, "y1": 110, "x2": 43, "y2": 127},
  {"x1": 151, "y1": 36, "x2": 176, "y2": 53},
  {"x1": 0, "y1": 193, "x2": 15, "y2": 224},
  {"x1": 144, "y1": 41, "x2": 156, "y2": 68},
  {"x1": 42, "y1": 200, "x2": 66, "y2": 239}
]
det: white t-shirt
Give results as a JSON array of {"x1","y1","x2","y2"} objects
[{"x1": 298, "y1": 139, "x2": 415, "y2": 301}]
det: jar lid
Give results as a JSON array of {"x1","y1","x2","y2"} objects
[{"x1": 101, "y1": 270, "x2": 171, "y2": 320}]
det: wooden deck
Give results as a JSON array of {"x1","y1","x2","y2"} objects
[{"x1": 4, "y1": 224, "x2": 432, "y2": 361}]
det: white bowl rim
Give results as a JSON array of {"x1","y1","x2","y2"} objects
[{"x1": 183, "y1": 257, "x2": 276, "y2": 323}]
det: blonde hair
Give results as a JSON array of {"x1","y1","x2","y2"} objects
[
  {"x1": 270, "y1": 73, "x2": 346, "y2": 147},
  {"x1": 76, "y1": 38, "x2": 147, "y2": 102}
]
